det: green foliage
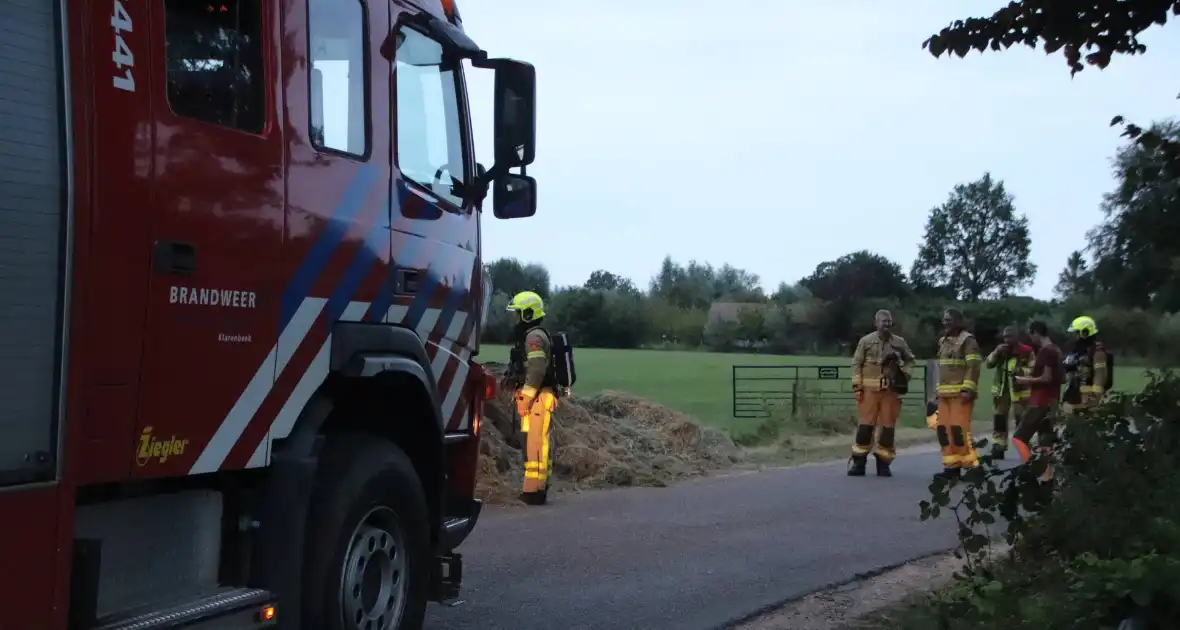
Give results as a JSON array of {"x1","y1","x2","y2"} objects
[
  {"x1": 1054, "y1": 250, "x2": 1094, "y2": 300},
  {"x1": 584, "y1": 269, "x2": 640, "y2": 296},
  {"x1": 922, "y1": 0, "x2": 1180, "y2": 183},
  {"x1": 800, "y1": 250, "x2": 910, "y2": 303},
  {"x1": 482, "y1": 255, "x2": 1180, "y2": 363},
  {"x1": 649, "y1": 256, "x2": 764, "y2": 309},
  {"x1": 485, "y1": 257, "x2": 551, "y2": 299},
  {"x1": 918, "y1": 371, "x2": 1180, "y2": 628},
  {"x1": 1083, "y1": 121, "x2": 1180, "y2": 311},
  {"x1": 911, "y1": 173, "x2": 1036, "y2": 301}
]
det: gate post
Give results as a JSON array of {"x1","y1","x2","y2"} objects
[
  {"x1": 924, "y1": 358, "x2": 938, "y2": 403},
  {"x1": 790, "y1": 378, "x2": 799, "y2": 417}
]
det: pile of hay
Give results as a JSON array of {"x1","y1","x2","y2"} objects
[{"x1": 476, "y1": 381, "x2": 741, "y2": 504}]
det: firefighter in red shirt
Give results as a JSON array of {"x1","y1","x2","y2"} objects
[{"x1": 1013, "y1": 320, "x2": 1064, "y2": 479}]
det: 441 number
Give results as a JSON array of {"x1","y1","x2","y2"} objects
[{"x1": 111, "y1": 0, "x2": 134, "y2": 92}]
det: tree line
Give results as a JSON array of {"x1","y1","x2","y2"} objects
[
  {"x1": 483, "y1": 119, "x2": 1175, "y2": 365},
  {"x1": 482, "y1": 121, "x2": 1180, "y2": 363}
]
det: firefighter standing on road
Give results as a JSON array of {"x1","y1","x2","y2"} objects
[
  {"x1": 849, "y1": 310, "x2": 915, "y2": 477},
  {"x1": 1012, "y1": 320, "x2": 1064, "y2": 480},
  {"x1": 933, "y1": 308, "x2": 982, "y2": 480},
  {"x1": 984, "y1": 325, "x2": 1035, "y2": 459},
  {"x1": 1062, "y1": 315, "x2": 1111, "y2": 415},
  {"x1": 503, "y1": 291, "x2": 560, "y2": 506}
]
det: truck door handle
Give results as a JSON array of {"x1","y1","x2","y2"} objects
[
  {"x1": 394, "y1": 268, "x2": 421, "y2": 294},
  {"x1": 153, "y1": 240, "x2": 196, "y2": 276}
]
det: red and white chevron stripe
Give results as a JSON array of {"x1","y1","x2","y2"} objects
[{"x1": 189, "y1": 297, "x2": 477, "y2": 474}]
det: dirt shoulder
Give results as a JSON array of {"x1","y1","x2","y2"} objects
[
  {"x1": 730, "y1": 552, "x2": 961, "y2": 630},
  {"x1": 739, "y1": 427, "x2": 936, "y2": 468},
  {"x1": 731, "y1": 541, "x2": 1012, "y2": 630}
]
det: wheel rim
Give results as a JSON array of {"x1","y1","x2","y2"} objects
[{"x1": 340, "y1": 506, "x2": 408, "y2": 630}]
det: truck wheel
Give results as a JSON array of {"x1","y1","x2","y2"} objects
[{"x1": 302, "y1": 432, "x2": 431, "y2": 630}]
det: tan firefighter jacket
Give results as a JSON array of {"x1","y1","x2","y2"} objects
[
  {"x1": 851, "y1": 331, "x2": 915, "y2": 392},
  {"x1": 936, "y1": 330, "x2": 982, "y2": 397}
]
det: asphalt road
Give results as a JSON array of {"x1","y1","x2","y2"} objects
[{"x1": 424, "y1": 445, "x2": 965, "y2": 630}]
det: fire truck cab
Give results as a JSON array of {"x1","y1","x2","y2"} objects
[{"x1": 0, "y1": 0, "x2": 536, "y2": 629}]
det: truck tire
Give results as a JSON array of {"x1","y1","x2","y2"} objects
[{"x1": 302, "y1": 432, "x2": 431, "y2": 630}]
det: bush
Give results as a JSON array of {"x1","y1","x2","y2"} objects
[{"x1": 917, "y1": 371, "x2": 1180, "y2": 629}]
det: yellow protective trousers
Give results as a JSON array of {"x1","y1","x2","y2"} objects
[
  {"x1": 851, "y1": 389, "x2": 901, "y2": 463},
  {"x1": 519, "y1": 388, "x2": 558, "y2": 494},
  {"x1": 935, "y1": 397, "x2": 978, "y2": 470}
]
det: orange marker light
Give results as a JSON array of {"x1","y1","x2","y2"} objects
[
  {"x1": 257, "y1": 604, "x2": 276, "y2": 622},
  {"x1": 483, "y1": 373, "x2": 497, "y2": 401},
  {"x1": 440, "y1": 0, "x2": 455, "y2": 17}
]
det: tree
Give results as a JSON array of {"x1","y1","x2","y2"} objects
[
  {"x1": 584, "y1": 270, "x2": 639, "y2": 296},
  {"x1": 800, "y1": 250, "x2": 909, "y2": 303},
  {"x1": 771, "y1": 282, "x2": 811, "y2": 305},
  {"x1": 1054, "y1": 250, "x2": 1094, "y2": 300},
  {"x1": 484, "y1": 258, "x2": 551, "y2": 299},
  {"x1": 649, "y1": 256, "x2": 764, "y2": 309},
  {"x1": 1085, "y1": 121, "x2": 1180, "y2": 310},
  {"x1": 922, "y1": 0, "x2": 1180, "y2": 180},
  {"x1": 547, "y1": 287, "x2": 651, "y2": 349},
  {"x1": 650, "y1": 256, "x2": 707, "y2": 310},
  {"x1": 911, "y1": 173, "x2": 1036, "y2": 301},
  {"x1": 712, "y1": 264, "x2": 765, "y2": 302}
]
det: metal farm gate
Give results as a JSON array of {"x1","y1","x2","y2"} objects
[{"x1": 731, "y1": 361, "x2": 938, "y2": 422}]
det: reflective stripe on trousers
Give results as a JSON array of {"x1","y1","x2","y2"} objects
[
  {"x1": 521, "y1": 388, "x2": 558, "y2": 493},
  {"x1": 851, "y1": 389, "x2": 901, "y2": 463},
  {"x1": 935, "y1": 397, "x2": 978, "y2": 469}
]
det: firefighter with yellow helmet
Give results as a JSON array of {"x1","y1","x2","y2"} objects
[
  {"x1": 504, "y1": 291, "x2": 561, "y2": 505},
  {"x1": 1062, "y1": 315, "x2": 1112, "y2": 414}
]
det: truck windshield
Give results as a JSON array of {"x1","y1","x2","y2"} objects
[{"x1": 393, "y1": 26, "x2": 469, "y2": 209}]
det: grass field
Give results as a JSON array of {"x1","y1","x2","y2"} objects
[{"x1": 480, "y1": 345, "x2": 1153, "y2": 438}]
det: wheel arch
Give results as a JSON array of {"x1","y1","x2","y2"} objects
[
  {"x1": 253, "y1": 323, "x2": 446, "y2": 630},
  {"x1": 314, "y1": 322, "x2": 446, "y2": 538}
]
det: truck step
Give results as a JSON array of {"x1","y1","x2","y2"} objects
[{"x1": 92, "y1": 587, "x2": 276, "y2": 630}]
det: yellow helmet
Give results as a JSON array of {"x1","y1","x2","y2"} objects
[
  {"x1": 506, "y1": 291, "x2": 545, "y2": 323},
  {"x1": 1067, "y1": 315, "x2": 1098, "y2": 338}
]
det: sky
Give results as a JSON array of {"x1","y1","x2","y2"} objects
[{"x1": 457, "y1": 1, "x2": 1179, "y2": 299}]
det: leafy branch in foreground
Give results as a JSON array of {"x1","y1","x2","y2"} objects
[
  {"x1": 918, "y1": 370, "x2": 1180, "y2": 628},
  {"x1": 921, "y1": 0, "x2": 1180, "y2": 180}
]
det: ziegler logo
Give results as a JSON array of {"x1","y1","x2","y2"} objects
[{"x1": 136, "y1": 427, "x2": 190, "y2": 466}]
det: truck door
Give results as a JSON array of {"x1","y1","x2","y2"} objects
[
  {"x1": 389, "y1": 8, "x2": 480, "y2": 433},
  {"x1": 135, "y1": 0, "x2": 284, "y2": 478}
]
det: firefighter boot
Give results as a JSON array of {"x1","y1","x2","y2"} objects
[
  {"x1": 933, "y1": 468, "x2": 961, "y2": 483},
  {"x1": 874, "y1": 453, "x2": 892, "y2": 477},
  {"x1": 519, "y1": 489, "x2": 548, "y2": 506},
  {"x1": 991, "y1": 415, "x2": 1008, "y2": 460},
  {"x1": 847, "y1": 454, "x2": 867, "y2": 477}
]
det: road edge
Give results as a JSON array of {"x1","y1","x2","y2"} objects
[{"x1": 711, "y1": 547, "x2": 956, "y2": 630}]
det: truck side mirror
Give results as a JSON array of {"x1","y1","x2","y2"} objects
[
  {"x1": 493, "y1": 60, "x2": 535, "y2": 169},
  {"x1": 492, "y1": 173, "x2": 536, "y2": 219}
]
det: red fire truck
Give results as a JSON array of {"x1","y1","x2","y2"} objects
[{"x1": 0, "y1": 0, "x2": 536, "y2": 628}]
